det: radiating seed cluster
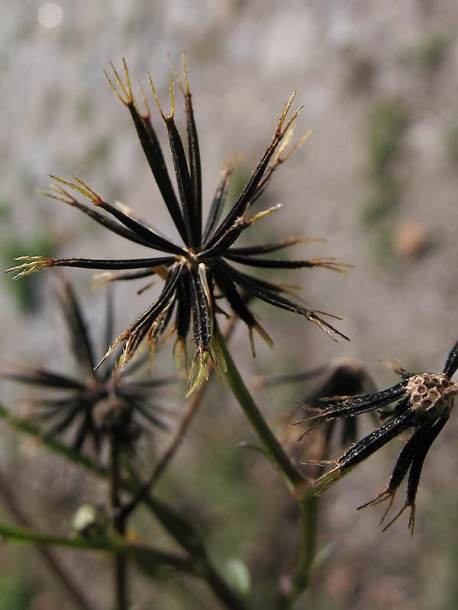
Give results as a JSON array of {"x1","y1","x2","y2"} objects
[
  {"x1": 297, "y1": 340, "x2": 458, "y2": 532},
  {"x1": 6, "y1": 56, "x2": 349, "y2": 393},
  {"x1": 406, "y1": 373, "x2": 456, "y2": 418},
  {"x1": 2, "y1": 280, "x2": 171, "y2": 458}
]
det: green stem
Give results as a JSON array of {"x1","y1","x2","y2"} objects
[
  {"x1": 216, "y1": 329, "x2": 320, "y2": 607},
  {"x1": 0, "y1": 520, "x2": 246, "y2": 609},
  {"x1": 127, "y1": 469, "x2": 248, "y2": 610},
  {"x1": 295, "y1": 490, "x2": 318, "y2": 594},
  {"x1": 216, "y1": 326, "x2": 304, "y2": 492},
  {"x1": 0, "y1": 404, "x2": 247, "y2": 610},
  {"x1": 0, "y1": 405, "x2": 101, "y2": 474},
  {"x1": 0, "y1": 471, "x2": 95, "y2": 610},
  {"x1": 109, "y1": 438, "x2": 129, "y2": 610},
  {"x1": 122, "y1": 317, "x2": 238, "y2": 520},
  {"x1": 288, "y1": 490, "x2": 319, "y2": 605},
  {"x1": 275, "y1": 492, "x2": 318, "y2": 609},
  {"x1": 0, "y1": 521, "x2": 189, "y2": 568}
]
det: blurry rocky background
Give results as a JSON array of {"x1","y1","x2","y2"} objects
[{"x1": 1, "y1": 1, "x2": 458, "y2": 608}]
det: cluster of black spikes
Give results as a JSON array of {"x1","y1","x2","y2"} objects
[
  {"x1": 7, "y1": 55, "x2": 348, "y2": 390},
  {"x1": 2, "y1": 278, "x2": 173, "y2": 458},
  {"x1": 298, "y1": 340, "x2": 458, "y2": 533}
]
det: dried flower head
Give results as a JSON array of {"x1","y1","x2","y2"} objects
[
  {"x1": 298, "y1": 341, "x2": 458, "y2": 533},
  {"x1": 300, "y1": 359, "x2": 378, "y2": 449},
  {"x1": 256, "y1": 360, "x2": 377, "y2": 462},
  {"x1": 2, "y1": 278, "x2": 172, "y2": 457},
  {"x1": 7, "y1": 55, "x2": 348, "y2": 390}
]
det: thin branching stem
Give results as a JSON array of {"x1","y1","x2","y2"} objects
[
  {"x1": 0, "y1": 521, "x2": 196, "y2": 571},
  {"x1": 109, "y1": 437, "x2": 129, "y2": 610},
  {"x1": 0, "y1": 471, "x2": 96, "y2": 610},
  {"x1": 295, "y1": 490, "x2": 319, "y2": 594},
  {"x1": 0, "y1": 518, "x2": 247, "y2": 609},
  {"x1": 0, "y1": 403, "x2": 246, "y2": 610},
  {"x1": 216, "y1": 326, "x2": 320, "y2": 606},
  {"x1": 0, "y1": 405, "x2": 103, "y2": 475},
  {"x1": 122, "y1": 316, "x2": 237, "y2": 519},
  {"x1": 276, "y1": 489, "x2": 319, "y2": 609},
  {"x1": 215, "y1": 324, "x2": 304, "y2": 492}
]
